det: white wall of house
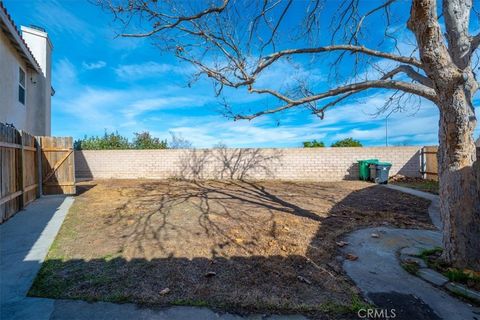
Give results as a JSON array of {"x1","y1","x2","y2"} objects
[
  {"x1": 0, "y1": 26, "x2": 52, "y2": 136},
  {"x1": 21, "y1": 26, "x2": 52, "y2": 136},
  {"x1": 0, "y1": 30, "x2": 29, "y2": 130}
]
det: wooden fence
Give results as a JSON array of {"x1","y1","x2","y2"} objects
[
  {"x1": 0, "y1": 123, "x2": 75, "y2": 223},
  {"x1": 421, "y1": 146, "x2": 439, "y2": 181},
  {"x1": 421, "y1": 145, "x2": 480, "y2": 181},
  {"x1": 0, "y1": 124, "x2": 39, "y2": 223},
  {"x1": 40, "y1": 136, "x2": 75, "y2": 195}
]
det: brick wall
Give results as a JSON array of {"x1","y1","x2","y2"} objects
[{"x1": 75, "y1": 147, "x2": 422, "y2": 181}]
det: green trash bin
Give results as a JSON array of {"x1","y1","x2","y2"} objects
[{"x1": 357, "y1": 159, "x2": 379, "y2": 181}]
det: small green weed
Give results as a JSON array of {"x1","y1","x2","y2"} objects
[
  {"x1": 402, "y1": 261, "x2": 420, "y2": 275},
  {"x1": 172, "y1": 299, "x2": 210, "y2": 307},
  {"x1": 418, "y1": 247, "x2": 443, "y2": 259}
]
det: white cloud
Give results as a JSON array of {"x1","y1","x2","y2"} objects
[
  {"x1": 122, "y1": 96, "x2": 210, "y2": 120},
  {"x1": 166, "y1": 121, "x2": 320, "y2": 148},
  {"x1": 82, "y1": 61, "x2": 107, "y2": 70},
  {"x1": 53, "y1": 58, "x2": 77, "y2": 88},
  {"x1": 114, "y1": 62, "x2": 193, "y2": 80},
  {"x1": 254, "y1": 59, "x2": 325, "y2": 90},
  {"x1": 327, "y1": 96, "x2": 441, "y2": 146},
  {"x1": 51, "y1": 59, "x2": 216, "y2": 138},
  {"x1": 165, "y1": 108, "x2": 428, "y2": 148},
  {"x1": 31, "y1": 0, "x2": 95, "y2": 43}
]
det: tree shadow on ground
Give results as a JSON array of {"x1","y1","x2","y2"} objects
[
  {"x1": 176, "y1": 147, "x2": 284, "y2": 180},
  {"x1": 29, "y1": 176, "x2": 433, "y2": 318}
]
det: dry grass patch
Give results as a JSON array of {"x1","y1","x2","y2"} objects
[
  {"x1": 30, "y1": 179, "x2": 433, "y2": 318},
  {"x1": 391, "y1": 177, "x2": 439, "y2": 194}
]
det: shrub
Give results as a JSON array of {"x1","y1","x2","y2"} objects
[
  {"x1": 303, "y1": 140, "x2": 325, "y2": 148},
  {"x1": 74, "y1": 131, "x2": 168, "y2": 150},
  {"x1": 331, "y1": 138, "x2": 362, "y2": 147},
  {"x1": 132, "y1": 131, "x2": 167, "y2": 149},
  {"x1": 74, "y1": 131, "x2": 130, "y2": 150}
]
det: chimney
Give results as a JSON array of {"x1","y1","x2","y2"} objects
[{"x1": 20, "y1": 25, "x2": 53, "y2": 135}]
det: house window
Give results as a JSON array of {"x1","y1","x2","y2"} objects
[{"x1": 19, "y1": 67, "x2": 26, "y2": 105}]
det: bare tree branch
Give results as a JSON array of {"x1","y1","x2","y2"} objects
[
  {"x1": 311, "y1": 91, "x2": 358, "y2": 119},
  {"x1": 470, "y1": 32, "x2": 480, "y2": 53},
  {"x1": 257, "y1": 45, "x2": 423, "y2": 76},
  {"x1": 99, "y1": 0, "x2": 441, "y2": 121},
  {"x1": 408, "y1": 0, "x2": 459, "y2": 82},
  {"x1": 115, "y1": 0, "x2": 230, "y2": 38},
  {"x1": 234, "y1": 79, "x2": 437, "y2": 120},
  {"x1": 349, "y1": 0, "x2": 397, "y2": 45},
  {"x1": 381, "y1": 65, "x2": 433, "y2": 87},
  {"x1": 443, "y1": 0, "x2": 473, "y2": 69}
]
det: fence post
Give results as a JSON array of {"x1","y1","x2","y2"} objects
[
  {"x1": 36, "y1": 137, "x2": 43, "y2": 197},
  {"x1": 19, "y1": 131, "x2": 25, "y2": 209},
  {"x1": 420, "y1": 147, "x2": 426, "y2": 180}
]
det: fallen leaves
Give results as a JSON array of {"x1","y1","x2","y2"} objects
[
  {"x1": 160, "y1": 288, "x2": 170, "y2": 295},
  {"x1": 464, "y1": 269, "x2": 480, "y2": 278},
  {"x1": 336, "y1": 241, "x2": 349, "y2": 247},
  {"x1": 297, "y1": 275, "x2": 312, "y2": 285},
  {"x1": 346, "y1": 253, "x2": 358, "y2": 261}
]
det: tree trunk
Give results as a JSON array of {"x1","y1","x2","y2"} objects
[
  {"x1": 408, "y1": 0, "x2": 480, "y2": 270},
  {"x1": 438, "y1": 87, "x2": 480, "y2": 270}
]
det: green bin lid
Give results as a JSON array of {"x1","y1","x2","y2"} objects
[
  {"x1": 377, "y1": 162, "x2": 392, "y2": 166},
  {"x1": 357, "y1": 159, "x2": 379, "y2": 163}
]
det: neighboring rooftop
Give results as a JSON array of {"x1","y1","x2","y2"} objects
[{"x1": 0, "y1": 1, "x2": 41, "y2": 71}]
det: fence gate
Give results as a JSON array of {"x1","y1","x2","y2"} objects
[
  {"x1": 39, "y1": 136, "x2": 76, "y2": 195},
  {"x1": 421, "y1": 146, "x2": 439, "y2": 181}
]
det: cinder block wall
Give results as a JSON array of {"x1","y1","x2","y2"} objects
[{"x1": 75, "y1": 147, "x2": 422, "y2": 181}]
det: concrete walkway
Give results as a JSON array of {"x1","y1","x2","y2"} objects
[
  {"x1": 384, "y1": 184, "x2": 442, "y2": 229},
  {"x1": 0, "y1": 196, "x2": 306, "y2": 320},
  {"x1": 341, "y1": 185, "x2": 480, "y2": 320},
  {"x1": 1, "y1": 196, "x2": 73, "y2": 320}
]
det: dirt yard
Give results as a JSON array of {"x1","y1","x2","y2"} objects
[{"x1": 29, "y1": 179, "x2": 433, "y2": 318}]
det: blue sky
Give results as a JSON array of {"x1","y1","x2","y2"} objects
[{"x1": 4, "y1": 0, "x2": 480, "y2": 148}]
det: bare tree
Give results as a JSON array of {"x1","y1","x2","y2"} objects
[
  {"x1": 169, "y1": 131, "x2": 193, "y2": 149},
  {"x1": 98, "y1": 0, "x2": 479, "y2": 269}
]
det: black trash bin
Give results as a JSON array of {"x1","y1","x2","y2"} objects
[
  {"x1": 357, "y1": 159, "x2": 379, "y2": 181},
  {"x1": 369, "y1": 162, "x2": 392, "y2": 184}
]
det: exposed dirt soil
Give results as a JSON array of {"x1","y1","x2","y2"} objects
[{"x1": 30, "y1": 179, "x2": 433, "y2": 318}]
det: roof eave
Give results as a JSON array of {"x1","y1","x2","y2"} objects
[{"x1": 0, "y1": 3, "x2": 41, "y2": 72}]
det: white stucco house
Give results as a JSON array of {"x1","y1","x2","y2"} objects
[{"x1": 0, "y1": 2, "x2": 52, "y2": 136}]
